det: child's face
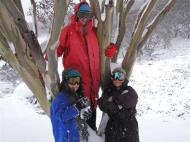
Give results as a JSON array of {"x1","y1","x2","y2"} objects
[
  {"x1": 68, "y1": 83, "x2": 79, "y2": 92},
  {"x1": 67, "y1": 77, "x2": 80, "y2": 92}
]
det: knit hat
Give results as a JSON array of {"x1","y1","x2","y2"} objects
[
  {"x1": 62, "y1": 69, "x2": 81, "y2": 82},
  {"x1": 112, "y1": 67, "x2": 126, "y2": 75},
  {"x1": 78, "y1": 3, "x2": 91, "y2": 13}
]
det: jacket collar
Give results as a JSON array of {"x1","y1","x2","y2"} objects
[{"x1": 69, "y1": 15, "x2": 93, "y2": 34}]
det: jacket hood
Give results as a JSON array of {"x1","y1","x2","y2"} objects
[
  {"x1": 74, "y1": 1, "x2": 89, "y2": 13},
  {"x1": 68, "y1": 2, "x2": 94, "y2": 32}
]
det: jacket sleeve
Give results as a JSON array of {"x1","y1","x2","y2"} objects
[
  {"x1": 51, "y1": 95, "x2": 79, "y2": 123},
  {"x1": 114, "y1": 86, "x2": 138, "y2": 109},
  {"x1": 60, "y1": 106, "x2": 79, "y2": 122},
  {"x1": 57, "y1": 26, "x2": 69, "y2": 57},
  {"x1": 99, "y1": 93, "x2": 120, "y2": 119}
]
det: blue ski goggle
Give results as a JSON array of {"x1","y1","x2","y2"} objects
[{"x1": 111, "y1": 71, "x2": 125, "y2": 81}]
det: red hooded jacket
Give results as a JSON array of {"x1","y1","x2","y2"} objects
[{"x1": 57, "y1": 2, "x2": 100, "y2": 108}]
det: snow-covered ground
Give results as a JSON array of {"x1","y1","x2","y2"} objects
[{"x1": 0, "y1": 38, "x2": 190, "y2": 142}]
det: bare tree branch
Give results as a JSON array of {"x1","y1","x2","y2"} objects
[
  {"x1": 132, "y1": 0, "x2": 149, "y2": 38},
  {"x1": 137, "y1": 0, "x2": 176, "y2": 52},
  {"x1": 116, "y1": 0, "x2": 123, "y2": 13},
  {"x1": 99, "y1": 1, "x2": 114, "y2": 88},
  {"x1": 13, "y1": 0, "x2": 24, "y2": 15},
  {"x1": 122, "y1": 0, "x2": 157, "y2": 78},
  {"x1": 101, "y1": 0, "x2": 106, "y2": 13},
  {"x1": 89, "y1": 0, "x2": 102, "y2": 23},
  {"x1": 46, "y1": 0, "x2": 67, "y2": 51},
  {"x1": 1, "y1": 0, "x2": 46, "y2": 74},
  {"x1": 30, "y1": 0, "x2": 38, "y2": 36},
  {"x1": 112, "y1": 0, "x2": 135, "y2": 62},
  {"x1": 45, "y1": 0, "x2": 68, "y2": 95},
  {"x1": 0, "y1": 23, "x2": 50, "y2": 115}
]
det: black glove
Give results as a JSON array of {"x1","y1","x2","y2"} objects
[
  {"x1": 80, "y1": 106, "x2": 92, "y2": 120},
  {"x1": 75, "y1": 97, "x2": 91, "y2": 110}
]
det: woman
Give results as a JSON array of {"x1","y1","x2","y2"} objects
[
  {"x1": 50, "y1": 69, "x2": 91, "y2": 142},
  {"x1": 99, "y1": 67, "x2": 140, "y2": 142}
]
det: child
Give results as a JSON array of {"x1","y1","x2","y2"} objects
[
  {"x1": 99, "y1": 67, "x2": 140, "y2": 142},
  {"x1": 50, "y1": 69, "x2": 91, "y2": 142}
]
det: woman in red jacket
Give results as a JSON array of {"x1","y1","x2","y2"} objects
[{"x1": 56, "y1": 1, "x2": 100, "y2": 131}]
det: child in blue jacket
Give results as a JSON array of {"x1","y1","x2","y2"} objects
[{"x1": 50, "y1": 69, "x2": 91, "y2": 142}]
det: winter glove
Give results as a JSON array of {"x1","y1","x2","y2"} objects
[
  {"x1": 80, "y1": 106, "x2": 92, "y2": 120},
  {"x1": 108, "y1": 96, "x2": 113, "y2": 102},
  {"x1": 107, "y1": 102, "x2": 119, "y2": 115},
  {"x1": 75, "y1": 97, "x2": 91, "y2": 111},
  {"x1": 44, "y1": 53, "x2": 48, "y2": 61},
  {"x1": 78, "y1": 118, "x2": 89, "y2": 142},
  {"x1": 105, "y1": 43, "x2": 118, "y2": 58}
]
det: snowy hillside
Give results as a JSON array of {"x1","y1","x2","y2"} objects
[{"x1": 0, "y1": 38, "x2": 190, "y2": 142}]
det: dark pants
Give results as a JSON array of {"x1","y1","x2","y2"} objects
[{"x1": 86, "y1": 109, "x2": 97, "y2": 131}]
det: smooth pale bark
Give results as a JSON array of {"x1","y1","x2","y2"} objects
[
  {"x1": 30, "y1": 0, "x2": 38, "y2": 36},
  {"x1": 112, "y1": 0, "x2": 135, "y2": 62},
  {"x1": 46, "y1": 0, "x2": 68, "y2": 95},
  {"x1": 122, "y1": 0, "x2": 157, "y2": 79},
  {"x1": 137, "y1": 0, "x2": 176, "y2": 52}
]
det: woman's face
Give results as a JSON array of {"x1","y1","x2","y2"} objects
[
  {"x1": 112, "y1": 79, "x2": 124, "y2": 88},
  {"x1": 111, "y1": 70, "x2": 125, "y2": 88}
]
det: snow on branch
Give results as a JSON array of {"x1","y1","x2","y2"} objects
[
  {"x1": 137, "y1": 0, "x2": 176, "y2": 52},
  {"x1": 122, "y1": 0, "x2": 157, "y2": 78}
]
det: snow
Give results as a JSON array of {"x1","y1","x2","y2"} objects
[
  {"x1": 1, "y1": 38, "x2": 190, "y2": 142},
  {"x1": 0, "y1": 85, "x2": 54, "y2": 142},
  {"x1": 0, "y1": 61, "x2": 5, "y2": 68}
]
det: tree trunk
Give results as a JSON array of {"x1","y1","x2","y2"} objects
[{"x1": 0, "y1": 0, "x2": 176, "y2": 117}]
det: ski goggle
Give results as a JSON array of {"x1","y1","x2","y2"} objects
[
  {"x1": 68, "y1": 77, "x2": 80, "y2": 85},
  {"x1": 77, "y1": 11, "x2": 93, "y2": 19},
  {"x1": 111, "y1": 71, "x2": 125, "y2": 81}
]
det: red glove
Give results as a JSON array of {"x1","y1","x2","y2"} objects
[
  {"x1": 44, "y1": 53, "x2": 48, "y2": 61},
  {"x1": 105, "y1": 43, "x2": 118, "y2": 58}
]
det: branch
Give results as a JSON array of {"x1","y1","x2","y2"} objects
[
  {"x1": 13, "y1": 0, "x2": 24, "y2": 15},
  {"x1": 116, "y1": 0, "x2": 123, "y2": 13},
  {"x1": 122, "y1": 0, "x2": 157, "y2": 78},
  {"x1": 112, "y1": 0, "x2": 135, "y2": 62},
  {"x1": 137, "y1": 0, "x2": 176, "y2": 52},
  {"x1": 117, "y1": 0, "x2": 134, "y2": 47},
  {"x1": 30, "y1": 0, "x2": 38, "y2": 36},
  {"x1": 132, "y1": 0, "x2": 149, "y2": 38},
  {"x1": 0, "y1": 1, "x2": 37, "y2": 74},
  {"x1": 0, "y1": 2, "x2": 16, "y2": 42},
  {"x1": 99, "y1": 1, "x2": 114, "y2": 88},
  {"x1": 101, "y1": 0, "x2": 106, "y2": 13},
  {"x1": 0, "y1": 31, "x2": 10, "y2": 51},
  {"x1": 45, "y1": 0, "x2": 67, "y2": 95},
  {"x1": 1, "y1": 0, "x2": 46, "y2": 74},
  {"x1": 89, "y1": 0, "x2": 102, "y2": 23},
  {"x1": 46, "y1": 0, "x2": 67, "y2": 51}
]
